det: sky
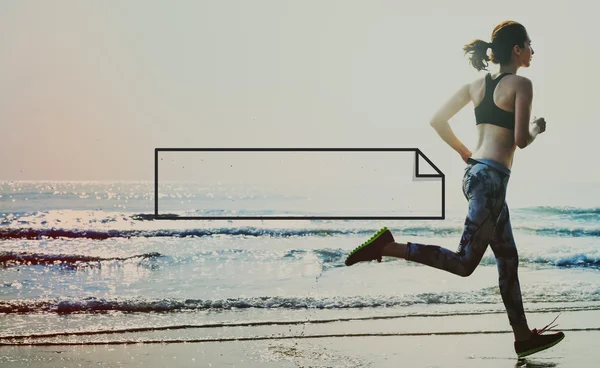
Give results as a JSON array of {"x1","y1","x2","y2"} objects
[{"x1": 1, "y1": 0, "x2": 598, "y2": 192}]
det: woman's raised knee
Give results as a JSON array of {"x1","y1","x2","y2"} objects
[{"x1": 457, "y1": 263, "x2": 478, "y2": 277}]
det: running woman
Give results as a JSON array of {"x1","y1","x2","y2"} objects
[{"x1": 345, "y1": 20, "x2": 565, "y2": 358}]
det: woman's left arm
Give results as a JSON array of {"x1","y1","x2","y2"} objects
[{"x1": 429, "y1": 84, "x2": 472, "y2": 162}]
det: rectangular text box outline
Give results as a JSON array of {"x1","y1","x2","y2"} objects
[{"x1": 155, "y1": 148, "x2": 445, "y2": 220}]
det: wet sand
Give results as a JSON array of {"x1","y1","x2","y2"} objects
[{"x1": 2, "y1": 309, "x2": 599, "y2": 367}]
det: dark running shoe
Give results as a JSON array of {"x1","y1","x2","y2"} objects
[
  {"x1": 345, "y1": 227, "x2": 394, "y2": 266},
  {"x1": 514, "y1": 315, "x2": 565, "y2": 358}
]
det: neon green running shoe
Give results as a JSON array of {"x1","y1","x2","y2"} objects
[{"x1": 345, "y1": 227, "x2": 394, "y2": 266}]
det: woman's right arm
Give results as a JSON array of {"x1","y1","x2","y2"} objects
[{"x1": 514, "y1": 77, "x2": 545, "y2": 148}]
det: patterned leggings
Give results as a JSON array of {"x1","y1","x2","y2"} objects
[{"x1": 406, "y1": 158, "x2": 527, "y2": 326}]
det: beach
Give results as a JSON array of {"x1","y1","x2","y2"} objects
[
  {"x1": 2, "y1": 309, "x2": 600, "y2": 367},
  {"x1": 3, "y1": 0, "x2": 600, "y2": 366},
  {"x1": 2, "y1": 181, "x2": 600, "y2": 367}
]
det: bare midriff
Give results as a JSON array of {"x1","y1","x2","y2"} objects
[{"x1": 471, "y1": 123, "x2": 516, "y2": 170}]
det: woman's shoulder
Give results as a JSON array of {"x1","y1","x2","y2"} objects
[
  {"x1": 504, "y1": 75, "x2": 533, "y2": 95},
  {"x1": 501, "y1": 74, "x2": 532, "y2": 88},
  {"x1": 466, "y1": 74, "x2": 488, "y2": 95}
]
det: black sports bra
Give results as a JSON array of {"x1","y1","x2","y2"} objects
[{"x1": 474, "y1": 73, "x2": 515, "y2": 130}]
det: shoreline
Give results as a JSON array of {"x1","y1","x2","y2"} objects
[
  {"x1": 2, "y1": 308, "x2": 600, "y2": 367},
  {"x1": 1, "y1": 330, "x2": 598, "y2": 367}
]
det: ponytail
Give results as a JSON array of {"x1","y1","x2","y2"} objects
[
  {"x1": 463, "y1": 39, "x2": 492, "y2": 71},
  {"x1": 464, "y1": 21, "x2": 529, "y2": 71}
]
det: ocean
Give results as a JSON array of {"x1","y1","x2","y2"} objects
[{"x1": 1, "y1": 180, "x2": 599, "y2": 345}]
